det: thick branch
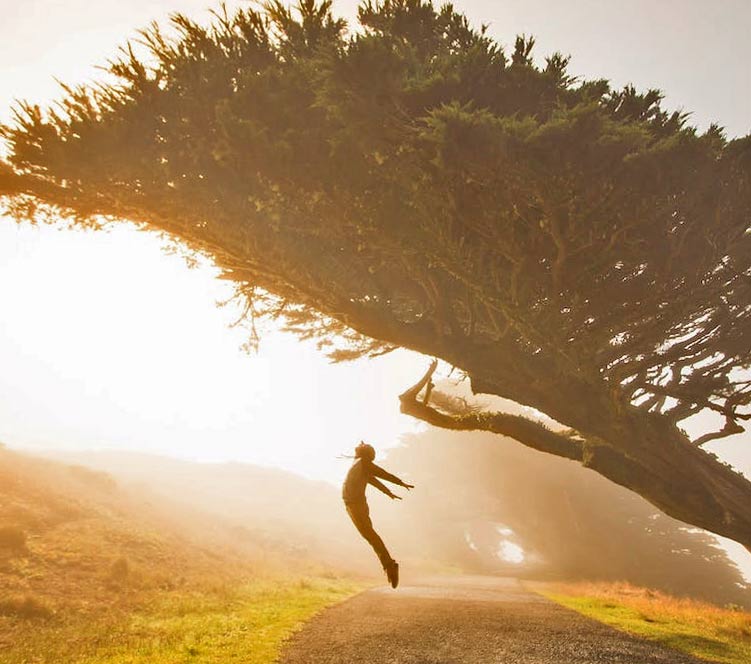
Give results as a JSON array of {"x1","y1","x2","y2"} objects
[
  {"x1": 399, "y1": 361, "x2": 583, "y2": 460},
  {"x1": 693, "y1": 419, "x2": 744, "y2": 447}
]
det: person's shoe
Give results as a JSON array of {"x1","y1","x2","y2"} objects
[{"x1": 385, "y1": 560, "x2": 399, "y2": 589}]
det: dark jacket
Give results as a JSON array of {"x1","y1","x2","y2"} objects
[{"x1": 342, "y1": 458, "x2": 406, "y2": 504}]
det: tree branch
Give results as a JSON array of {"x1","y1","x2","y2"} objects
[
  {"x1": 399, "y1": 362, "x2": 583, "y2": 460},
  {"x1": 693, "y1": 419, "x2": 744, "y2": 447}
]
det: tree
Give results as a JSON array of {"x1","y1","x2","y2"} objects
[{"x1": 1, "y1": 2, "x2": 750, "y2": 546}]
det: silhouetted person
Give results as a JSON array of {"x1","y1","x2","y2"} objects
[{"x1": 342, "y1": 441, "x2": 413, "y2": 588}]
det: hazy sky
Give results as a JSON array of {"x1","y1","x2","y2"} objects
[
  {"x1": 0, "y1": 220, "x2": 432, "y2": 481},
  {"x1": 1, "y1": 0, "x2": 750, "y2": 484}
]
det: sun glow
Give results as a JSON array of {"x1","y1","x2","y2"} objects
[
  {"x1": 496, "y1": 526, "x2": 526, "y2": 564},
  {"x1": 0, "y1": 219, "x2": 426, "y2": 482}
]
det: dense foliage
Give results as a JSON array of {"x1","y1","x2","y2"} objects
[{"x1": 1, "y1": 1, "x2": 750, "y2": 546}]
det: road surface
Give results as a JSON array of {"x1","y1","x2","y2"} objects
[{"x1": 280, "y1": 576, "x2": 705, "y2": 663}]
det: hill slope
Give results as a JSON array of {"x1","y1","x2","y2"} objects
[
  {"x1": 0, "y1": 444, "x2": 363, "y2": 663},
  {"x1": 0, "y1": 445, "x2": 256, "y2": 616}
]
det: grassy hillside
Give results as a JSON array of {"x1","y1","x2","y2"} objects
[
  {"x1": 0, "y1": 445, "x2": 366, "y2": 663},
  {"x1": 0, "y1": 445, "x2": 251, "y2": 612}
]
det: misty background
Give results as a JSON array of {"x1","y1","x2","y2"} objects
[{"x1": 21, "y1": 424, "x2": 750, "y2": 608}]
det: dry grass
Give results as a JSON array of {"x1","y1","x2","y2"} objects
[
  {"x1": 536, "y1": 581, "x2": 751, "y2": 664},
  {"x1": 1, "y1": 576, "x2": 365, "y2": 664},
  {"x1": 0, "y1": 446, "x2": 368, "y2": 662}
]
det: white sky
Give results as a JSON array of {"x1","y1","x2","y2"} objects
[{"x1": 1, "y1": 0, "x2": 750, "y2": 485}]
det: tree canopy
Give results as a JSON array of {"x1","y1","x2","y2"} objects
[{"x1": 1, "y1": 2, "x2": 750, "y2": 547}]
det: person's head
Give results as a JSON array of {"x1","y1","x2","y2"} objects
[{"x1": 354, "y1": 441, "x2": 376, "y2": 462}]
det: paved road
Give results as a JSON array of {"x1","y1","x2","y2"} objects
[{"x1": 280, "y1": 576, "x2": 706, "y2": 663}]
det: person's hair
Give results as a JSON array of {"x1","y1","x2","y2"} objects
[{"x1": 355, "y1": 441, "x2": 376, "y2": 461}]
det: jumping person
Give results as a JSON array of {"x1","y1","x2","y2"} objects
[{"x1": 342, "y1": 441, "x2": 413, "y2": 588}]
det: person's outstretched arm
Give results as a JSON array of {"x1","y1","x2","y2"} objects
[
  {"x1": 371, "y1": 463, "x2": 414, "y2": 489},
  {"x1": 368, "y1": 476, "x2": 402, "y2": 499}
]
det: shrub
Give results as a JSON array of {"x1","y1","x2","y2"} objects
[
  {"x1": 0, "y1": 595, "x2": 53, "y2": 620},
  {"x1": 0, "y1": 525, "x2": 27, "y2": 552},
  {"x1": 109, "y1": 556, "x2": 130, "y2": 583}
]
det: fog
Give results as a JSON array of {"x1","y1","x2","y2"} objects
[
  {"x1": 381, "y1": 430, "x2": 750, "y2": 607},
  {"x1": 45, "y1": 426, "x2": 751, "y2": 608}
]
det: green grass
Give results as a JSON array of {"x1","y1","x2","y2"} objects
[
  {"x1": 1, "y1": 576, "x2": 366, "y2": 664},
  {"x1": 537, "y1": 582, "x2": 751, "y2": 664}
]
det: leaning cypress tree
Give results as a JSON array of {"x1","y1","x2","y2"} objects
[{"x1": 1, "y1": 2, "x2": 750, "y2": 547}]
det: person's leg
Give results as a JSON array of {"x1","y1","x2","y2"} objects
[{"x1": 345, "y1": 500, "x2": 393, "y2": 570}]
